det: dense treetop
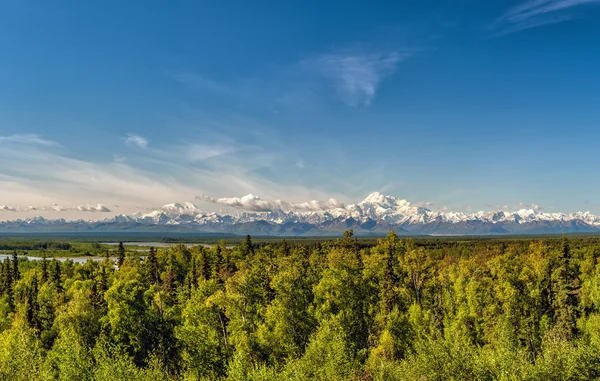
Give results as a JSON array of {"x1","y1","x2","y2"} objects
[{"x1": 1, "y1": 233, "x2": 600, "y2": 380}]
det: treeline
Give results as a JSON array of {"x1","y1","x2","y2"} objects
[
  {"x1": 1, "y1": 232, "x2": 600, "y2": 380},
  {"x1": 0, "y1": 241, "x2": 73, "y2": 251}
]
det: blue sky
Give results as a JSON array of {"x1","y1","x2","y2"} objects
[{"x1": 1, "y1": 0, "x2": 600, "y2": 217}]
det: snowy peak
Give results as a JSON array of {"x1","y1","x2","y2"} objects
[
  {"x1": 3, "y1": 193, "x2": 600, "y2": 235},
  {"x1": 359, "y1": 192, "x2": 410, "y2": 208},
  {"x1": 361, "y1": 192, "x2": 391, "y2": 204}
]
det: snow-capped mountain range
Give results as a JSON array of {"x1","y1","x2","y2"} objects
[{"x1": 2, "y1": 192, "x2": 600, "y2": 235}]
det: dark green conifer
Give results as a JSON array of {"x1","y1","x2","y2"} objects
[
  {"x1": 3, "y1": 259, "x2": 12, "y2": 299},
  {"x1": 41, "y1": 253, "x2": 48, "y2": 283},
  {"x1": 50, "y1": 259, "x2": 62, "y2": 292},
  {"x1": 199, "y1": 248, "x2": 209, "y2": 281},
  {"x1": 12, "y1": 250, "x2": 19, "y2": 281},
  {"x1": 553, "y1": 236, "x2": 580, "y2": 339},
  {"x1": 117, "y1": 241, "x2": 126, "y2": 267},
  {"x1": 212, "y1": 245, "x2": 224, "y2": 282}
]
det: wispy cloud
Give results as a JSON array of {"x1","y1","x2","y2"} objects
[
  {"x1": 0, "y1": 131, "x2": 350, "y2": 217},
  {"x1": 122, "y1": 134, "x2": 149, "y2": 149},
  {"x1": 494, "y1": 0, "x2": 600, "y2": 34},
  {"x1": 0, "y1": 134, "x2": 58, "y2": 146},
  {"x1": 0, "y1": 203, "x2": 111, "y2": 213},
  {"x1": 185, "y1": 144, "x2": 239, "y2": 163},
  {"x1": 303, "y1": 50, "x2": 408, "y2": 107}
]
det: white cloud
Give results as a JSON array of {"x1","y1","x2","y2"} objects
[
  {"x1": 197, "y1": 194, "x2": 277, "y2": 212},
  {"x1": 505, "y1": 0, "x2": 598, "y2": 22},
  {"x1": 50, "y1": 203, "x2": 64, "y2": 212},
  {"x1": 0, "y1": 138, "x2": 195, "y2": 211},
  {"x1": 122, "y1": 134, "x2": 149, "y2": 149},
  {"x1": 0, "y1": 134, "x2": 58, "y2": 146},
  {"x1": 495, "y1": 0, "x2": 600, "y2": 34},
  {"x1": 0, "y1": 204, "x2": 16, "y2": 211},
  {"x1": 186, "y1": 144, "x2": 237, "y2": 162},
  {"x1": 197, "y1": 194, "x2": 345, "y2": 212},
  {"x1": 0, "y1": 131, "x2": 348, "y2": 217},
  {"x1": 516, "y1": 202, "x2": 542, "y2": 211},
  {"x1": 0, "y1": 203, "x2": 110, "y2": 213},
  {"x1": 305, "y1": 50, "x2": 407, "y2": 107},
  {"x1": 292, "y1": 198, "x2": 346, "y2": 211},
  {"x1": 75, "y1": 204, "x2": 111, "y2": 212}
]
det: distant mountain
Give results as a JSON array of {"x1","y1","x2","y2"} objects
[{"x1": 2, "y1": 192, "x2": 600, "y2": 236}]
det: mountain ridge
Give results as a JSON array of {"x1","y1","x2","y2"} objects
[{"x1": 2, "y1": 192, "x2": 599, "y2": 235}]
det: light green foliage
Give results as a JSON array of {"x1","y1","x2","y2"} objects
[
  {"x1": 256, "y1": 249, "x2": 316, "y2": 362},
  {"x1": 54, "y1": 279, "x2": 101, "y2": 348},
  {"x1": 0, "y1": 315, "x2": 43, "y2": 380},
  {"x1": 43, "y1": 326, "x2": 93, "y2": 381},
  {"x1": 105, "y1": 277, "x2": 157, "y2": 364},
  {"x1": 282, "y1": 317, "x2": 357, "y2": 381},
  {"x1": 1, "y1": 234, "x2": 600, "y2": 380},
  {"x1": 177, "y1": 279, "x2": 229, "y2": 379}
]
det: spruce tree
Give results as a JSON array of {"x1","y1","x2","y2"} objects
[
  {"x1": 117, "y1": 241, "x2": 125, "y2": 267},
  {"x1": 0, "y1": 260, "x2": 5, "y2": 296},
  {"x1": 212, "y1": 246, "x2": 224, "y2": 281},
  {"x1": 241, "y1": 234, "x2": 254, "y2": 257},
  {"x1": 51, "y1": 260, "x2": 62, "y2": 292},
  {"x1": 27, "y1": 274, "x2": 40, "y2": 330},
  {"x1": 147, "y1": 247, "x2": 159, "y2": 285},
  {"x1": 41, "y1": 254, "x2": 48, "y2": 283},
  {"x1": 381, "y1": 232, "x2": 400, "y2": 313},
  {"x1": 553, "y1": 236, "x2": 580, "y2": 339},
  {"x1": 12, "y1": 250, "x2": 19, "y2": 281},
  {"x1": 281, "y1": 239, "x2": 290, "y2": 257},
  {"x1": 189, "y1": 255, "x2": 198, "y2": 288},
  {"x1": 99, "y1": 266, "x2": 108, "y2": 294},
  {"x1": 90, "y1": 275, "x2": 100, "y2": 310},
  {"x1": 199, "y1": 248, "x2": 210, "y2": 281},
  {"x1": 3, "y1": 259, "x2": 12, "y2": 299}
]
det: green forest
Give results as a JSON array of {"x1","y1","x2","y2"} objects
[{"x1": 1, "y1": 232, "x2": 600, "y2": 380}]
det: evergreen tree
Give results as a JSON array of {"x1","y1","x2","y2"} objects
[
  {"x1": 0, "y1": 260, "x2": 5, "y2": 296},
  {"x1": 198, "y1": 248, "x2": 210, "y2": 281},
  {"x1": 12, "y1": 251, "x2": 19, "y2": 281},
  {"x1": 99, "y1": 266, "x2": 108, "y2": 295},
  {"x1": 281, "y1": 239, "x2": 290, "y2": 257},
  {"x1": 90, "y1": 275, "x2": 100, "y2": 310},
  {"x1": 241, "y1": 235, "x2": 254, "y2": 257},
  {"x1": 50, "y1": 260, "x2": 62, "y2": 292},
  {"x1": 2, "y1": 259, "x2": 12, "y2": 302},
  {"x1": 147, "y1": 247, "x2": 159, "y2": 285},
  {"x1": 553, "y1": 236, "x2": 580, "y2": 339},
  {"x1": 27, "y1": 274, "x2": 40, "y2": 331},
  {"x1": 212, "y1": 246, "x2": 224, "y2": 282},
  {"x1": 117, "y1": 242, "x2": 126, "y2": 267},
  {"x1": 189, "y1": 255, "x2": 198, "y2": 289},
  {"x1": 40, "y1": 254, "x2": 48, "y2": 283},
  {"x1": 381, "y1": 232, "x2": 402, "y2": 313}
]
